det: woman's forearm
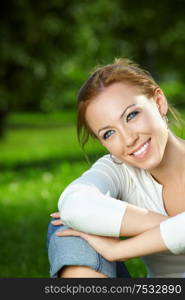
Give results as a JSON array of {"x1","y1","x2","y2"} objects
[
  {"x1": 59, "y1": 181, "x2": 168, "y2": 238},
  {"x1": 119, "y1": 204, "x2": 168, "y2": 237},
  {"x1": 115, "y1": 224, "x2": 167, "y2": 261},
  {"x1": 56, "y1": 212, "x2": 185, "y2": 261},
  {"x1": 55, "y1": 221, "x2": 168, "y2": 262},
  {"x1": 117, "y1": 212, "x2": 185, "y2": 260}
]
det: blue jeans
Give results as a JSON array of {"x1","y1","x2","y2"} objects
[{"x1": 47, "y1": 219, "x2": 130, "y2": 278}]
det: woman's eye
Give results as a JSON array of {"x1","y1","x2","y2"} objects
[
  {"x1": 103, "y1": 130, "x2": 114, "y2": 140},
  {"x1": 126, "y1": 111, "x2": 139, "y2": 122}
]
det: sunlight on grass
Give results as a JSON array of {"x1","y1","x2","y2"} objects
[{"x1": 0, "y1": 127, "x2": 106, "y2": 168}]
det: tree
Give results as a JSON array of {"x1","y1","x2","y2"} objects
[{"x1": 1, "y1": 0, "x2": 185, "y2": 136}]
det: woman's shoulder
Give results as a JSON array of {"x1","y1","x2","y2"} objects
[
  {"x1": 92, "y1": 154, "x2": 127, "y2": 171},
  {"x1": 94, "y1": 155, "x2": 152, "y2": 183},
  {"x1": 93, "y1": 154, "x2": 140, "y2": 172},
  {"x1": 91, "y1": 154, "x2": 142, "y2": 182},
  {"x1": 83, "y1": 154, "x2": 130, "y2": 184}
]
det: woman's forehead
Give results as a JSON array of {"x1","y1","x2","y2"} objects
[
  {"x1": 86, "y1": 83, "x2": 148, "y2": 115},
  {"x1": 85, "y1": 84, "x2": 151, "y2": 132}
]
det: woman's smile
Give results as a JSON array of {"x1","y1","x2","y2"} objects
[{"x1": 129, "y1": 138, "x2": 151, "y2": 160}]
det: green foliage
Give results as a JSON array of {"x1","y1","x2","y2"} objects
[
  {"x1": 1, "y1": 0, "x2": 185, "y2": 115},
  {"x1": 161, "y1": 81, "x2": 185, "y2": 108}
]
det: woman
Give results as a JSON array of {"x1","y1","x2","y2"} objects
[{"x1": 47, "y1": 58, "x2": 185, "y2": 278}]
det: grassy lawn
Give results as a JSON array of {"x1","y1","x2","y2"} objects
[{"x1": 0, "y1": 111, "x2": 184, "y2": 278}]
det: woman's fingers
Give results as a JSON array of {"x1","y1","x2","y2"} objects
[
  {"x1": 51, "y1": 219, "x2": 63, "y2": 226},
  {"x1": 50, "y1": 212, "x2": 63, "y2": 225},
  {"x1": 56, "y1": 229, "x2": 86, "y2": 238},
  {"x1": 56, "y1": 229, "x2": 80, "y2": 236},
  {"x1": 50, "y1": 212, "x2": 60, "y2": 218},
  {"x1": 55, "y1": 229, "x2": 119, "y2": 262}
]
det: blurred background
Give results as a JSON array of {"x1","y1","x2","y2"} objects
[{"x1": 0, "y1": 0, "x2": 185, "y2": 277}]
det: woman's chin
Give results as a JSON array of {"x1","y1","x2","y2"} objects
[
  {"x1": 126, "y1": 154, "x2": 163, "y2": 171},
  {"x1": 140, "y1": 157, "x2": 163, "y2": 171}
]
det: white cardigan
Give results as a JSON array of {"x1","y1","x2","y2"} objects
[{"x1": 58, "y1": 154, "x2": 185, "y2": 277}]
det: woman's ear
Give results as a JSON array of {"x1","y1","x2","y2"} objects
[{"x1": 153, "y1": 88, "x2": 168, "y2": 116}]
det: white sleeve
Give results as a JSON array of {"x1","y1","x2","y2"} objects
[
  {"x1": 58, "y1": 155, "x2": 128, "y2": 237},
  {"x1": 160, "y1": 212, "x2": 185, "y2": 254}
]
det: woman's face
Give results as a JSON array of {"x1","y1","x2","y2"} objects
[{"x1": 85, "y1": 82, "x2": 169, "y2": 171}]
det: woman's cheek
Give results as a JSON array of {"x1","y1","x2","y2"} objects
[
  {"x1": 108, "y1": 139, "x2": 123, "y2": 156},
  {"x1": 131, "y1": 118, "x2": 151, "y2": 132},
  {"x1": 135, "y1": 115, "x2": 157, "y2": 132}
]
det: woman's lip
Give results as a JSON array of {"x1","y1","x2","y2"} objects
[
  {"x1": 129, "y1": 138, "x2": 151, "y2": 159},
  {"x1": 129, "y1": 138, "x2": 151, "y2": 155}
]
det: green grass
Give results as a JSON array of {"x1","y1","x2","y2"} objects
[
  {"x1": 0, "y1": 111, "x2": 184, "y2": 278},
  {"x1": 0, "y1": 162, "x2": 89, "y2": 277},
  {"x1": 0, "y1": 113, "x2": 109, "y2": 278},
  {"x1": 7, "y1": 111, "x2": 77, "y2": 128}
]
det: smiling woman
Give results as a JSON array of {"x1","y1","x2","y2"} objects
[
  {"x1": 84, "y1": 83, "x2": 169, "y2": 172},
  {"x1": 47, "y1": 58, "x2": 185, "y2": 278}
]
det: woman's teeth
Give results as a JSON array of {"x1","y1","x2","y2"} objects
[{"x1": 132, "y1": 141, "x2": 149, "y2": 156}]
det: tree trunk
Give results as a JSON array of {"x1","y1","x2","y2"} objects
[{"x1": 0, "y1": 110, "x2": 7, "y2": 138}]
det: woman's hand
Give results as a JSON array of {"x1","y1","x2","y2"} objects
[
  {"x1": 50, "y1": 212, "x2": 63, "y2": 226},
  {"x1": 50, "y1": 211, "x2": 122, "y2": 262},
  {"x1": 56, "y1": 228, "x2": 122, "y2": 262}
]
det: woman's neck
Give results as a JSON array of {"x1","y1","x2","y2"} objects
[{"x1": 149, "y1": 130, "x2": 185, "y2": 186}]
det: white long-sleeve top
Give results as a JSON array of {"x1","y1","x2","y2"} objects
[{"x1": 58, "y1": 154, "x2": 185, "y2": 277}]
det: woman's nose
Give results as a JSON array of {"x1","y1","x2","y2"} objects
[{"x1": 120, "y1": 128, "x2": 139, "y2": 148}]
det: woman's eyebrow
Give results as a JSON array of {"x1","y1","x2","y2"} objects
[{"x1": 98, "y1": 104, "x2": 136, "y2": 134}]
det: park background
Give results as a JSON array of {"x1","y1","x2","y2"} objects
[{"x1": 0, "y1": 0, "x2": 185, "y2": 277}]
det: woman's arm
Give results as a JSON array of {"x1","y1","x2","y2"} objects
[
  {"x1": 119, "y1": 211, "x2": 185, "y2": 256},
  {"x1": 58, "y1": 155, "x2": 168, "y2": 237},
  {"x1": 55, "y1": 203, "x2": 168, "y2": 237},
  {"x1": 58, "y1": 155, "x2": 127, "y2": 237},
  {"x1": 55, "y1": 212, "x2": 185, "y2": 260},
  {"x1": 55, "y1": 224, "x2": 167, "y2": 262},
  {"x1": 119, "y1": 204, "x2": 168, "y2": 237},
  {"x1": 115, "y1": 225, "x2": 167, "y2": 261}
]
